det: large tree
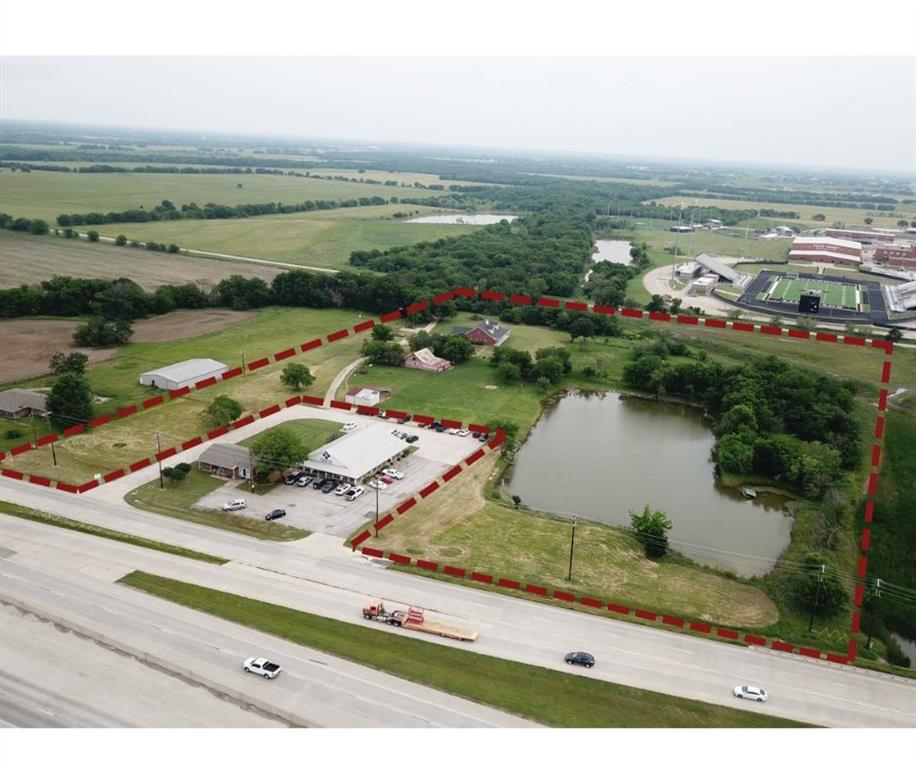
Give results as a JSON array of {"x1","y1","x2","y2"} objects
[
  {"x1": 72, "y1": 316, "x2": 133, "y2": 347},
  {"x1": 49, "y1": 351, "x2": 88, "y2": 376},
  {"x1": 45, "y1": 373, "x2": 93, "y2": 430},
  {"x1": 280, "y1": 363, "x2": 315, "y2": 391},
  {"x1": 248, "y1": 428, "x2": 307, "y2": 476}
]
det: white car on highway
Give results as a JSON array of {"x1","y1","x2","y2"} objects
[
  {"x1": 342, "y1": 422, "x2": 357, "y2": 431},
  {"x1": 733, "y1": 685, "x2": 768, "y2": 702},
  {"x1": 243, "y1": 657, "x2": 281, "y2": 679}
]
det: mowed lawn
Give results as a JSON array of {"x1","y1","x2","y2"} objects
[
  {"x1": 92, "y1": 204, "x2": 473, "y2": 270},
  {"x1": 0, "y1": 171, "x2": 435, "y2": 221},
  {"x1": 366, "y1": 453, "x2": 780, "y2": 629}
]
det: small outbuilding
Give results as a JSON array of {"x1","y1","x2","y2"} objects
[
  {"x1": 345, "y1": 385, "x2": 391, "y2": 407},
  {"x1": 0, "y1": 388, "x2": 48, "y2": 419},
  {"x1": 198, "y1": 443, "x2": 253, "y2": 480},
  {"x1": 139, "y1": 358, "x2": 229, "y2": 391},
  {"x1": 403, "y1": 347, "x2": 453, "y2": 373}
]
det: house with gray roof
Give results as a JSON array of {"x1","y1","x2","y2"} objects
[
  {"x1": 198, "y1": 443, "x2": 253, "y2": 480},
  {"x1": 0, "y1": 389, "x2": 48, "y2": 419},
  {"x1": 451, "y1": 319, "x2": 510, "y2": 347}
]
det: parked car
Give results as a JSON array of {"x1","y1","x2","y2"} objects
[
  {"x1": 405, "y1": 435, "x2": 419, "y2": 444},
  {"x1": 447, "y1": 427, "x2": 461, "y2": 435},
  {"x1": 297, "y1": 475, "x2": 313, "y2": 488},
  {"x1": 335, "y1": 483, "x2": 352, "y2": 496},
  {"x1": 243, "y1": 657, "x2": 281, "y2": 679},
  {"x1": 383, "y1": 468, "x2": 404, "y2": 480},
  {"x1": 435, "y1": 424, "x2": 446, "y2": 433},
  {"x1": 478, "y1": 434, "x2": 488, "y2": 442},
  {"x1": 313, "y1": 477, "x2": 326, "y2": 490},
  {"x1": 472, "y1": 432, "x2": 481, "y2": 439},
  {"x1": 398, "y1": 416, "x2": 410, "y2": 424},
  {"x1": 342, "y1": 421, "x2": 357, "y2": 431},
  {"x1": 379, "y1": 475, "x2": 396, "y2": 485},
  {"x1": 564, "y1": 651, "x2": 595, "y2": 668},
  {"x1": 345, "y1": 487, "x2": 365, "y2": 501},
  {"x1": 222, "y1": 499, "x2": 247, "y2": 512},
  {"x1": 321, "y1": 480, "x2": 337, "y2": 493},
  {"x1": 368, "y1": 479, "x2": 385, "y2": 490},
  {"x1": 265, "y1": 508, "x2": 286, "y2": 521},
  {"x1": 428, "y1": 421, "x2": 440, "y2": 430},
  {"x1": 733, "y1": 685, "x2": 768, "y2": 702},
  {"x1": 283, "y1": 472, "x2": 300, "y2": 485},
  {"x1": 457, "y1": 429, "x2": 470, "y2": 437}
]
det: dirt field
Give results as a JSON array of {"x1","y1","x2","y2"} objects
[
  {"x1": 0, "y1": 310, "x2": 255, "y2": 384},
  {"x1": 0, "y1": 229, "x2": 284, "y2": 290}
]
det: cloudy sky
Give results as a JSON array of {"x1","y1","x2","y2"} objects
[{"x1": 1, "y1": 56, "x2": 912, "y2": 173}]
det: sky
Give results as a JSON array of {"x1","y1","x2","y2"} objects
[{"x1": 1, "y1": 56, "x2": 913, "y2": 174}]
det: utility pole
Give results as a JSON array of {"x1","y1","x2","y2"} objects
[
  {"x1": 44, "y1": 414, "x2": 57, "y2": 466},
  {"x1": 155, "y1": 431, "x2": 164, "y2": 489},
  {"x1": 241, "y1": 350, "x2": 246, "y2": 376},
  {"x1": 866, "y1": 578, "x2": 883, "y2": 648},
  {"x1": 807, "y1": 563, "x2": 827, "y2": 633},
  {"x1": 567, "y1": 515, "x2": 578, "y2": 581}
]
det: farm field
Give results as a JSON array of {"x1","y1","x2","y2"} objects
[
  {"x1": 307, "y1": 168, "x2": 482, "y2": 188},
  {"x1": 527, "y1": 173, "x2": 679, "y2": 186},
  {"x1": 649, "y1": 195, "x2": 915, "y2": 230},
  {"x1": 0, "y1": 229, "x2": 284, "y2": 289},
  {"x1": 368, "y1": 452, "x2": 780, "y2": 628},
  {"x1": 0, "y1": 170, "x2": 436, "y2": 221},
  {"x1": 91, "y1": 204, "x2": 473, "y2": 269}
]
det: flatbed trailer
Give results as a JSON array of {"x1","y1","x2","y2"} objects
[{"x1": 362, "y1": 601, "x2": 478, "y2": 641}]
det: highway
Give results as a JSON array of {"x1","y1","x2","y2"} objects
[{"x1": 1, "y1": 478, "x2": 915, "y2": 728}]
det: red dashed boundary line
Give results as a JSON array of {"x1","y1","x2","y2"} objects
[{"x1": 0, "y1": 288, "x2": 893, "y2": 666}]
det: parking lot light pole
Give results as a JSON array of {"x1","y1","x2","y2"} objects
[{"x1": 567, "y1": 515, "x2": 578, "y2": 581}]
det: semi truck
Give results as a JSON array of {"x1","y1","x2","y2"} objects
[{"x1": 361, "y1": 600, "x2": 478, "y2": 641}]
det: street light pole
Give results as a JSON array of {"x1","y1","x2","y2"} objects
[
  {"x1": 567, "y1": 515, "x2": 578, "y2": 581},
  {"x1": 374, "y1": 478, "x2": 380, "y2": 536},
  {"x1": 807, "y1": 564, "x2": 826, "y2": 633},
  {"x1": 155, "y1": 431, "x2": 164, "y2": 489}
]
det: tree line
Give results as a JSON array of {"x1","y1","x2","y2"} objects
[
  {"x1": 53, "y1": 194, "x2": 398, "y2": 227},
  {"x1": 621, "y1": 339, "x2": 861, "y2": 498}
]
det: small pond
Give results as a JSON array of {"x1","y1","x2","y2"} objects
[{"x1": 408, "y1": 213, "x2": 518, "y2": 225}]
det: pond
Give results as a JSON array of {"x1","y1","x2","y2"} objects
[
  {"x1": 585, "y1": 239, "x2": 631, "y2": 282},
  {"x1": 407, "y1": 213, "x2": 518, "y2": 225},
  {"x1": 505, "y1": 391, "x2": 793, "y2": 576}
]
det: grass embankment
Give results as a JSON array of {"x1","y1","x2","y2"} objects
[
  {"x1": 358, "y1": 452, "x2": 779, "y2": 628},
  {"x1": 0, "y1": 500, "x2": 226, "y2": 564},
  {"x1": 119, "y1": 570, "x2": 805, "y2": 728},
  {"x1": 125, "y1": 467, "x2": 309, "y2": 541}
]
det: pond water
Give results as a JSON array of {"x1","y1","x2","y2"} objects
[
  {"x1": 505, "y1": 391, "x2": 793, "y2": 576},
  {"x1": 407, "y1": 213, "x2": 518, "y2": 225},
  {"x1": 593, "y1": 239, "x2": 632, "y2": 265},
  {"x1": 890, "y1": 632, "x2": 916, "y2": 667}
]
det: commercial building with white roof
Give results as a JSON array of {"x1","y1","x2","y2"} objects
[
  {"x1": 302, "y1": 424, "x2": 409, "y2": 484},
  {"x1": 139, "y1": 358, "x2": 228, "y2": 390}
]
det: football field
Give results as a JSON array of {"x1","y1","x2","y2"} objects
[{"x1": 767, "y1": 276, "x2": 861, "y2": 310}]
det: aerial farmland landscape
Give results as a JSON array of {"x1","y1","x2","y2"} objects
[{"x1": 0, "y1": 5, "x2": 913, "y2": 767}]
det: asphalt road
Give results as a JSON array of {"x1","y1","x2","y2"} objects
[{"x1": 1, "y1": 478, "x2": 915, "y2": 728}]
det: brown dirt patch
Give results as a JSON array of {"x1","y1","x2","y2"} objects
[
  {"x1": 0, "y1": 309, "x2": 255, "y2": 384},
  {"x1": 0, "y1": 229, "x2": 284, "y2": 290}
]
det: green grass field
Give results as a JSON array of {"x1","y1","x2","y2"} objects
[
  {"x1": 90, "y1": 204, "x2": 474, "y2": 270},
  {"x1": 766, "y1": 276, "x2": 862, "y2": 310},
  {"x1": 0, "y1": 171, "x2": 436, "y2": 221},
  {"x1": 119, "y1": 571, "x2": 805, "y2": 727}
]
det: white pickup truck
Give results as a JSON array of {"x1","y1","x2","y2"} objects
[{"x1": 243, "y1": 657, "x2": 282, "y2": 679}]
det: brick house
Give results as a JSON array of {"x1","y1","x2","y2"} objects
[{"x1": 452, "y1": 319, "x2": 510, "y2": 347}]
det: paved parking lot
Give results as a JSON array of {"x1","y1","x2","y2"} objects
[{"x1": 194, "y1": 416, "x2": 483, "y2": 538}]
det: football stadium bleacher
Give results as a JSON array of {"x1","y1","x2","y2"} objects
[{"x1": 885, "y1": 280, "x2": 916, "y2": 312}]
